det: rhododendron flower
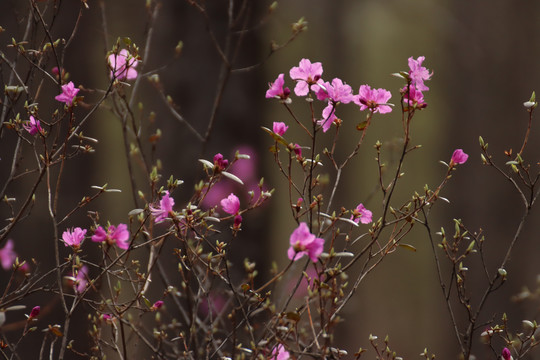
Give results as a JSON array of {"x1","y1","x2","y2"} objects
[
  {"x1": 151, "y1": 300, "x2": 164, "y2": 311},
  {"x1": 351, "y1": 203, "x2": 373, "y2": 224},
  {"x1": 315, "y1": 78, "x2": 354, "y2": 132},
  {"x1": 23, "y1": 116, "x2": 43, "y2": 136},
  {"x1": 221, "y1": 193, "x2": 240, "y2": 215},
  {"x1": 108, "y1": 49, "x2": 138, "y2": 80},
  {"x1": 289, "y1": 58, "x2": 323, "y2": 96},
  {"x1": 62, "y1": 227, "x2": 87, "y2": 248},
  {"x1": 354, "y1": 85, "x2": 393, "y2": 114},
  {"x1": 28, "y1": 306, "x2": 40, "y2": 320},
  {"x1": 317, "y1": 105, "x2": 338, "y2": 132},
  {"x1": 271, "y1": 344, "x2": 290, "y2": 360},
  {"x1": 150, "y1": 191, "x2": 175, "y2": 223},
  {"x1": 408, "y1": 56, "x2": 432, "y2": 91},
  {"x1": 92, "y1": 223, "x2": 130, "y2": 250},
  {"x1": 287, "y1": 222, "x2": 324, "y2": 262},
  {"x1": 213, "y1": 153, "x2": 229, "y2": 171},
  {"x1": 401, "y1": 86, "x2": 427, "y2": 109},
  {"x1": 314, "y1": 78, "x2": 354, "y2": 103},
  {"x1": 75, "y1": 265, "x2": 88, "y2": 293},
  {"x1": 502, "y1": 347, "x2": 513, "y2": 360},
  {"x1": 266, "y1": 73, "x2": 290, "y2": 100},
  {"x1": 0, "y1": 240, "x2": 16, "y2": 270},
  {"x1": 450, "y1": 149, "x2": 468, "y2": 165},
  {"x1": 273, "y1": 121, "x2": 288, "y2": 136},
  {"x1": 292, "y1": 143, "x2": 302, "y2": 157},
  {"x1": 54, "y1": 81, "x2": 79, "y2": 105},
  {"x1": 233, "y1": 215, "x2": 243, "y2": 230}
]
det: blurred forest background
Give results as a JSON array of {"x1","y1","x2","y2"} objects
[{"x1": 1, "y1": 0, "x2": 540, "y2": 358}]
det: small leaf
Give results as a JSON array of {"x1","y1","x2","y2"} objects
[
  {"x1": 398, "y1": 243, "x2": 417, "y2": 252},
  {"x1": 285, "y1": 312, "x2": 300, "y2": 322},
  {"x1": 222, "y1": 171, "x2": 244, "y2": 185},
  {"x1": 356, "y1": 121, "x2": 368, "y2": 131}
]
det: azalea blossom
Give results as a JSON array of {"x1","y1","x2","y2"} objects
[
  {"x1": 273, "y1": 121, "x2": 289, "y2": 136},
  {"x1": 92, "y1": 223, "x2": 130, "y2": 250},
  {"x1": 314, "y1": 78, "x2": 355, "y2": 104},
  {"x1": 317, "y1": 105, "x2": 338, "y2": 132},
  {"x1": 401, "y1": 85, "x2": 427, "y2": 109},
  {"x1": 289, "y1": 58, "x2": 323, "y2": 96},
  {"x1": 314, "y1": 78, "x2": 354, "y2": 132},
  {"x1": 292, "y1": 143, "x2": 302, "y2": 157},
  {"x1": 265, "y1": 73, "x2": 290, "y2": 100},
  {"x1": 23, "y1": 116, "x2": 43, "y2": 136},
  {"x1": 351, "y1": 203, "x2": 373, "y2": 224},
  {"x1": 75, "y1": 265, "x2": 88, "y2": 293},
  {"x1": 151, "y1": 300, "x2": 164, "y2": 311},
  {"x1": 62, "y1": 227, "x2": 87, "y2": 248},
  {"x1": 0, "y1": 239, "x2": 16, "y2": 270},
  {"x1": 287, "y1": 222, "x2": 324, "y2": 262},
  {"x1": 28, "y1": 306, "x2": 40, "y2": 320},
  {"x1": 213, "y1": 153, "x2": 229, "y2": 171},
  {"x1": 450, "y1": 149, "x2": 468, "y2": 165},
  {"x1": 108, "y1": 49, "x2": 138, "y2": 80},
  {"x1": 271, "y1": 344, "x2": 290, "y2": 360},
  {"x1": 54, "y1": 81, "x2": 79, "y2": 105},
  {"x1": 408, "y1": 56, "x2": 432, "y2": 91},
  {"x1": 501, "y1": 347, "x2": 513, "y2": 360},
  {"x1": 354, "y1": 85, "x2": 392, "y2": 114},
  {"x1": 221, "y1": 193, "x2": 240, "y2": 215},
  {"x1": 150, "y1": 191, "x2": 175, "y2": 223}
]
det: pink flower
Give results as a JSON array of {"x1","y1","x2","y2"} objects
[
  {"x1": 62, "y1": 227, "x2": 87, "y2": 248},
  {"x1": 75, "y1": 265, "x2": 88, "y2": 293},
  {"x1": 351, "y1": 203, "x2": 373, "y2": 224},
  {"x1": 213, "y1": 153, "x2": 229, "y2": 171},
  {"x1": 273, "y1": 122, "x2": 288, "y2": 136},
  {"x1": 318, "y1": 104, "x2": 341, "y2": 132},
  {"x1": 233, "y1": 215, "x2": 243, "y2": 229},
  {"x1": 450, "y1": 149, "x2": 468, "y2": 165},
  {"x1": 314, "y1": 78, "x2": 354, "y2": 132},
  {"x1": 271, "y1": 344, "x2": 290, "y2": 360},
  {"x1": 401, "y1": 86, "x2": 427, "y2": 109},
  {"x1": 108, "y1": 49, "x2": 138, "y2": 80},
  {"x1": 92, "y1": 224, "x2": 130, "y2": 250},
  {"x1": 266, "y1": 73, "x2": 290, "y2": 100},
  {"x1": 292, "y1": 143, "x2": 302, "y2": 157},
  {"x1": 23, "y1": 116, "x2": 43, "y2": 136},
  {"x1": 150, "y1": 191, "x2": 175, "y2": 223},
  {"x1": 221, "y1": 193, "x2": 240, "y2": 215},
  {"x1": 289, "y1": 58, "x2": 323, "y2": 96},
  {"x1": 54, "y1": 81, "x2": 79, "y2": 105},
  {"x1": 314, "y1": 78, "x2": 355, "y2": 104},
  {"x1": 354, "y1": 85, "x2": 393, "y2": 114},
  {"x1": 0, "y1": 239, "x2": 16, "y2": 270},
  {"x1": 408, "y1": 56, "x2": 432, "y2": 91},
  {"x1": 287, "y1": 222, "x2": 324, "y2": 262},
  {"x1": 502, "y1": 348, "x2": 513, "y2": 360},
  {"x1": 28, "y1": 306, "x2": 40, "y2": 320},
  {"x1": 151, "y1": 300, "x2": 164, "y2": 311}
]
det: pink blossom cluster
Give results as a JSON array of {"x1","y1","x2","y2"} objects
[
  {"x1": 351, "y1": 203, "x2": 373, "y2": 225},
  {"x1": 266, "y1": 58, "x2": 394, "y2": 133},
  {"x1": 150, "y1": 190, "x2": 175, "y2": 223},
  {"x1": 55, "y1": 81, "x2": 79, "y2": 105},
  {"x1": 287, "y1": 222, "x2": 325, "y2": 262},
  {"x1": 401, "y1": 56, "x2": 433, "y2": 109},
  {"x1": 92, "y1": 223, "x2": 130, "y2": 250},
  {"x1": 108, "y1": 49, "x2": 138, "y2": 81}
]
